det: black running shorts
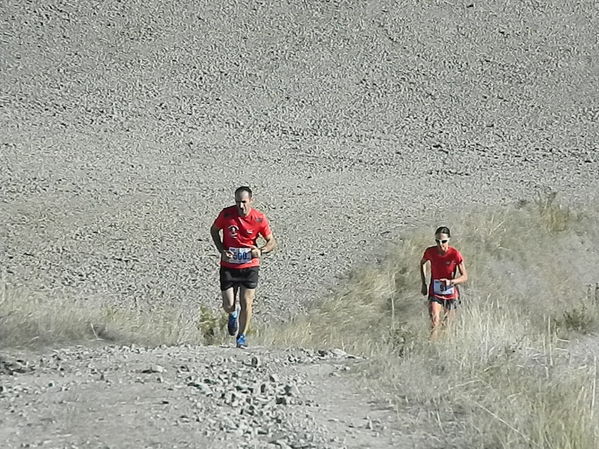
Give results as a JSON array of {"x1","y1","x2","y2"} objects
[
  {"x1": 219, "y1": 266, "x2": 260, "y2": 291},
  {"x1": 428, "y1": 296, "x2": 460, "y2": 310}
]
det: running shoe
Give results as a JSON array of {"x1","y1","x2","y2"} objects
[
  {"x1": 227, "y1": 311, "x2": 238, "y2": 336},
  {"x1": 236, "y1": 334, "x2": 247, "y2": 349}
]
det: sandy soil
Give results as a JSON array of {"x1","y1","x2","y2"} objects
[{"x1": 1, "y1": 0, "x2": 598, "y2": 447}]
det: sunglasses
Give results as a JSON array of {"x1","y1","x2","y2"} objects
[{"x1": 435, "y1": 239, "x2": 449, "y2": 244}]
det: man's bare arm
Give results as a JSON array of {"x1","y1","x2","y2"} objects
[
  {"x1": 210, "y1": 224, "x2": 225, "y2": 255},
  {"x1": 252, "y1": 233, "x2": 276, "y2": 258}
]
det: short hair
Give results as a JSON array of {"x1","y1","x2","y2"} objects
[
  {"x1": 235, "y1": 186, "x2": 253, "y2": 197},
  {"x1": 435, "y1": 226, "x2": 451, "y2": 237}
]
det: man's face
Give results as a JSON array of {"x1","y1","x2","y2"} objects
[{"x1": 235, "y1": 191, "x2": 253, "y2": 217}]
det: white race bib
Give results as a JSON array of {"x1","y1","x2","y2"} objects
[
  {"x1": 433, "y1": 280, "x2": 455, "y2": 296},
  {"x1": 229, "y1": 247, "x2": 252, "y2": 264}
]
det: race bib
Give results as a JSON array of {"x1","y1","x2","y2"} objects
[
  {"x1": 229, "y1": 247, "x2": 252, "y2": 264},
  {"x1": 433, "y1": 280, "x2": 455, "y2": 296}
]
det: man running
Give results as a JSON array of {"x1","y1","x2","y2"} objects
[
  {"x1": 210, "y1": 186, "x2": 276, "y2": 348},
  {"x1": 420, "y1": 226, "x2": 468, "y2": 339}
]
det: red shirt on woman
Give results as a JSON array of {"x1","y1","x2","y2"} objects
[{"x1": 422, "y1": 246, "x2": 463, "y2": 300}]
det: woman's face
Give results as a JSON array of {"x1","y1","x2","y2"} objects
[{"x1": 435, "y1": 233, "x2": 450, "y2": 253}]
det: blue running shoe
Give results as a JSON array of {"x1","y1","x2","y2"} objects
[
  {"x1": 236, "y1": 334, "x2": 247, "y2": 349},
  {"x1": 227, "y1": 311, "x2": 238, "y2": 336}
]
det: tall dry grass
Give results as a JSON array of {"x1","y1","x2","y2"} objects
[
  {"x1": 0, "y1": 284, "x2": 228, "y2": 349},
  {"x1": 259, "y1": 194, "x2": 599, "y2": 448},
  {"x1": 2, "y1": 194, "x2": 598, "y2": 446}
]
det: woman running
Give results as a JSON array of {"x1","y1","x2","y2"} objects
[{"x1": 419, "y1": 226, "x2": 468, "y2": 339}]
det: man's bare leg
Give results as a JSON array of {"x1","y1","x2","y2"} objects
[
  {"x1": 221, "y1": 287, "x2": 237, "y2": 314},
  {"x1": 222, "y1": 287, "x2": 239, "y2": 336},
  {"x1": 238, "y1": 286, "x2": 255, "y2": 337}
]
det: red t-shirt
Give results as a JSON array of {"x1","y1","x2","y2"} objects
[
  {"x1": 422, "y1": 246, "x2": 464, "y2": 300},
  {"x1": 213, "y1": 206, "x2": 272, "y2": 269}
]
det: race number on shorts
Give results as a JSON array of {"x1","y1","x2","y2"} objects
[
  {"x1": 433, "y1": 280, "x2": 454, "y2": 296},
  {"x1": 229, "y1": 247, "x2": 252, "y2": 264}
]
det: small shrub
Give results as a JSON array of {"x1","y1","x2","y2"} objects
[
  {"x1": 559, "y1": 306, "x2": 595, "y2": 333},
  {"x1": 533, "y1": 191, "x2": 573, "y2": 232},
  {"x1": 197, "y1": 304, "x2": 226, "y2": 345},
  {"x1": 554, "y1": 292, "x2": 599, "y2": 336}
]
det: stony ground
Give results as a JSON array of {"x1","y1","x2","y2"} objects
[
  {"x1": 1, "y1": 0, "x2": 598, "y2": 447},
  {"x1": 0, "y1": 345, "x2": 411, "y2": 449}
]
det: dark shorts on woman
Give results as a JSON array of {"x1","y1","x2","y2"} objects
[
  {"x1": 428, "y1": 296, "x2": 460, "y2": 310},
  {"x1": 219, "y1": 266, "x2": 260, "y2": 291}
]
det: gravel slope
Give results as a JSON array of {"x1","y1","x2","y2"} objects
[{"x1": 2, "y1": 0, "x2": 597, "y2": 321}]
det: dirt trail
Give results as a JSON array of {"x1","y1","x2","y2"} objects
[{"x1": 0, "y1": 344, "x2": 414, "y2": 449}]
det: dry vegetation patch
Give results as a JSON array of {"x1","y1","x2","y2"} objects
[
  {"x1": 260, "y1": 196, "x2": 599, "y2": 448},
  {"x1": 0, "y1": 286, "x2": 228, "y2": 349}
]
